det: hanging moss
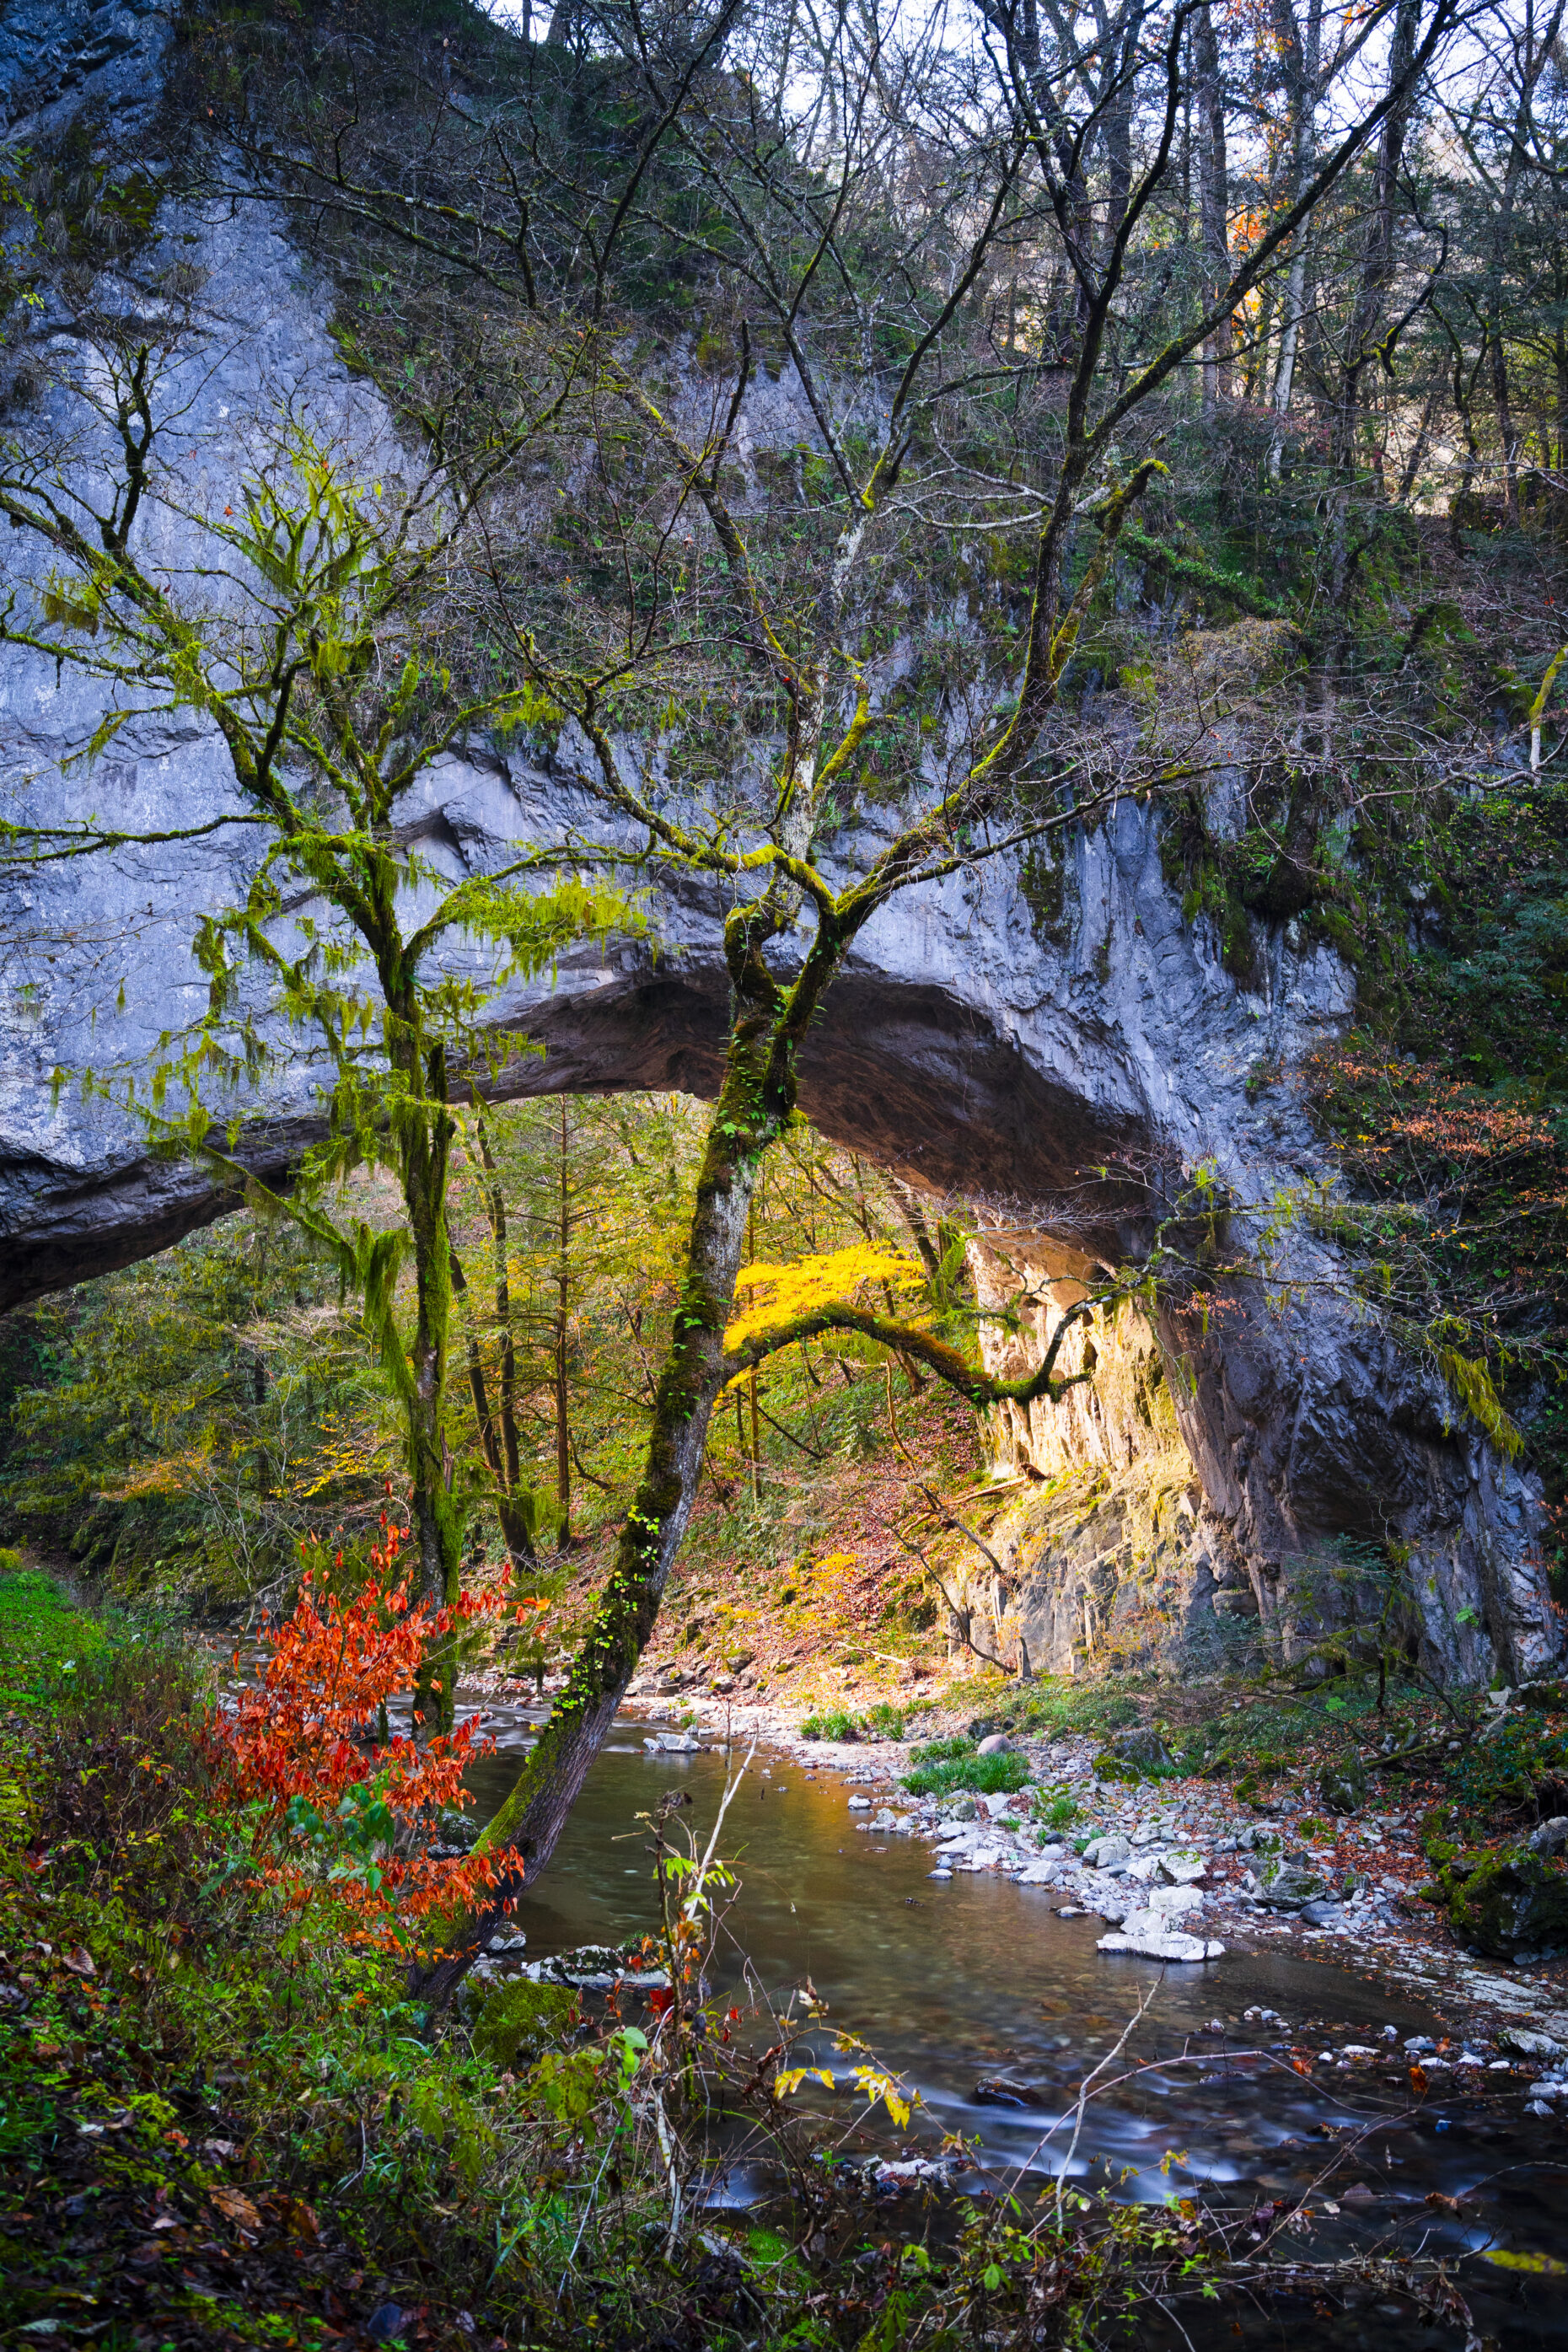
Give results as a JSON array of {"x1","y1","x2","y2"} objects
[{"x1": 1018, "y1": 841, "x2": 1071, "y2": 946}]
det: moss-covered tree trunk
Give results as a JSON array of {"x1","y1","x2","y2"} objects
[
  {"x1": 388, "y1": 1012, "x2": 464, "y2": 1734},
  {"x1": 412, "y1": 909, "x2": 808, "y2": 2002}
]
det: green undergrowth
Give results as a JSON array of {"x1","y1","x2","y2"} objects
[
  {"x1": 900, "y1": 1737, "x2": 1031, "y2": 1799},
  {"x1": 3, "y1": 1574, "x2": 1389, "y2": 2348},
  {"x1": 0, "y1": 1574, "x2": 691, "y2": 2348},
  {"x1": 948, "y1": 1665, "x2": 1483, "y2": 1810},
  {"x1": 800, "y1": 1700, "x2": 912, "y2": 1743},
  {"x1": 945, "y1": 1676, "x2": 1146, "y2": 1743},
  {"x1": 0, "y1": 1560, "x2": 108, "y2": 1706}
]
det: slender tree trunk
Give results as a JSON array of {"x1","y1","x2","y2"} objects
[
  {"x1": 1268, "y1": 244, "x2": 1309, "y2": 475},
  {"x1": 452, "y1": 1100, "x2": 543, "y2": 1588},
  {"x1": 555, "y1": 1097, "x2": 572, "y2": 1546},
  {"x1": 1100, "y1": 3, "x2": 1146, "y2": 259},
  {"x1": 1331, "y1": 0, "x2": 1421, "y2": 482},
  {"x1": 411, "y1": 941, "x2": 806, "y2": 2003},
  {"x1": 1268, "y1": 0, "x2": 1321, "y2": 478},
  {"x1": 1491, "y1": 327, "x2": 1522, "y2": 529},
  {"x1": 1398, "y1": 384, "x2": 1440, "y2": 504},
  {"x1": 478, "y1": 1113, "x2": 522, "y2": 1496},
  {"x1": 1195, "y1": 2, "x2": 1232, "y2": 419},
  {"x1": 1492, "y1": 0, "x2": 1565, "y2": 525},
  {"x1": 396, "y1": 1035, "x2": 464, "y2": 1733},
  {"x1": 1248, "y1": 277, "x2": 1275, "y2": 402}
]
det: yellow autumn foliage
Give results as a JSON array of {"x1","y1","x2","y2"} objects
[{"x1": 723, "y1": 1244, "x2": 926, "y2": 1351}]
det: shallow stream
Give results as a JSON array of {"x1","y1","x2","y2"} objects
[{"x1": 465, "y1": 1706, "x2": 1568, "y2": 2348}]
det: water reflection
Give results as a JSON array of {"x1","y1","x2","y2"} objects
[{"x1": 465, "y1": 1726, "x2": 1527, "y2": 2199}]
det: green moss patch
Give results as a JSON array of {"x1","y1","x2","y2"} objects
[
  {"x1": 1440, "y1": 1845, "x2": 1568, "y2": 1958},
  {"x1": 470, "y1": 1979, "x2": 577, "y2": 2072}
]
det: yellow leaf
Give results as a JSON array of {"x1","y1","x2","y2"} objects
[
  {"x1": 773, "y1": 2066, "x2": 835, "y2": 2098},
  {"x1": 851, "y1": 2065, "x2": 913, "y2": 2127}
]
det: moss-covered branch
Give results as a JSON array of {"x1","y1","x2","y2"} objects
[
  {"x1": 1116, "y1": 521, "x2": 1288, "y2": 620},
  {"x1": 722, "y1": 1297, "x2": 1098, "y2": 1410}
]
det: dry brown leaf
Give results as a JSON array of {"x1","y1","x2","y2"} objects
[
  {"x1": 279, "y1": 2194, "x2": 320, "y2": 2240},
  {"x1": 209, "y1": 2187, "x2": 262, "y2": 2236}
]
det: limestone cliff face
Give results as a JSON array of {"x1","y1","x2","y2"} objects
[
  {"x1": 0, "y1": 5, "x2": 1559, "y2": 1687},
  {"x1": 0, "y1": 0, "x2": 169, "y2": 142},
  {"x1": 967, "y1": 1235, "x2": 1559, "y2": 1691}
]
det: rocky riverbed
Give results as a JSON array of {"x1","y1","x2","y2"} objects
[{"x1": 468, "y1": 1672, "x2": 1568, "y2": 2075}]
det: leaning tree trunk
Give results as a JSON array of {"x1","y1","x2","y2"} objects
[
  {"x1": 396, "y1": 1034, "x2": 464, "y2": 1734},
  {"x1": 411, "y1": 950, "x2": 797, "y2": 2004}
]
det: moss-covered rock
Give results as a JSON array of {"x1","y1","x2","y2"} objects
[
  {"x1": 1440, "y1": 1846, "x2": 1568, "y2": 1958},
  {"x1": 1318, "y1": 1759, "x2": 1367, "y2": 1814},
  {"x1": 470, "y1": 1980, "x2": 577, "y2": 2072},
  {"x1": 1259, "y1": 1864, "x2": 1329, "y2": 1910},
  {"x1": 1097, "y1": 1727, "x2": 1175, "y2": 1781}
]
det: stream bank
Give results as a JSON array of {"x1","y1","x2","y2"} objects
[
  {"x1": 463, "y1": 1665, "x2": 1568, "y2": 2060},
  {"x1": 454, "y1": 1702, "x2": 1568, "y2": 2346},
  {"x1": 8, "y1": 1566, "x2": 1568, "y2": 2351}
]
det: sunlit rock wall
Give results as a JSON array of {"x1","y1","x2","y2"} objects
[{"x1": 969, "y1": 1233, "x2": 1560, "y2": 1690}]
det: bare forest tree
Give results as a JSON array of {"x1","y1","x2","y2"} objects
[{"x1": 242, "y1": 0, "x2": 1453, "y2": 1998}]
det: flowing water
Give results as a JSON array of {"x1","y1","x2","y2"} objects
[{"x1": 466, "y1": 1705, "x2": 1568, "y2": 2348}]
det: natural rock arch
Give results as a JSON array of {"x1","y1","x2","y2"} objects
[
  {"x1": 2, "y1": 735, "x2": 1558, "y2": 1689},
  {"x1": 0, "y1": 7, "x2": 1557, "y2": 1690}
]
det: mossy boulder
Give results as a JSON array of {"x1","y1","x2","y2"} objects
[
  {"x1": 1441, "y1": 1846, "x2": 1568, "y2": 1958},
  {"x1": 470, "y1": 1980, "x2": 577, "y2": 2072},
  {"x1": 1318, "y1": 1759, "x2": 1367, "y2": 1815},
  {"x1": 1098, "y1": 1727, "x2": 1174, "y2": 1781},
  {"x1": 1259, "y1": 1863, "x2": 1329, "y2": 1910}
]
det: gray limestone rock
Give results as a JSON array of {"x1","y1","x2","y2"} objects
[
  {"x1": 1158, "y1": 1850, "x2": 1207, "y2": 1885},
  {"x1": 1259, "y1": 1864, "x2": 1328, "y2": 1911},
  {"x1": 1499, "y1": 2026, "x2": 1565, "y2": 2059},
  {"x1": 1098, "y1": 1908, "x2": 1225, "y2": 1961},
  {"x1": 1298, "y1": 1899, "x2": 1345, "y2": 1928},
  {"x1": 0, "y1": 11, "x2": 1560, "y2": 1697}
]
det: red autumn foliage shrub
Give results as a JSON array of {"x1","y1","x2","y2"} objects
[{"x1": 205, "y1": 1515, "x2": 546, "y2": 1953}]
